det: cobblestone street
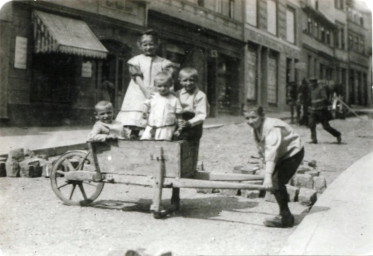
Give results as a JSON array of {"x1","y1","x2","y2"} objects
[{"x1": 1, "y1": 116, "x2": 372, "y2": 255}]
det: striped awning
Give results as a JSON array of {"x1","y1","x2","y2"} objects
[{"x1": 33, "y1": 10, "x2": 108, "y2": 59}]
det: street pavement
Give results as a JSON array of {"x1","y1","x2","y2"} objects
[
  {"x1": 280, "y1": 151, "x2": 373, "y2": 255},
  {"x1": 1, "y1": 110, "x2": 373, "y2": 255}
]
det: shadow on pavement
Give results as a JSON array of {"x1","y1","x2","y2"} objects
[{"x1": 91, "y1": 196, "x2": 259, "y2": 223}]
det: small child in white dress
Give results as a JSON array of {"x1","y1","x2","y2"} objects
[
  {"x1": 88, "y1": 101, "x2": 128, "y2": 142},
  {"x1": 141, "y1": 72, "x2": 182, "y2": 141}
]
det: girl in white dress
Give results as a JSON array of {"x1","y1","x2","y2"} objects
[{"x1": 115, "y1": 30, "x2": 175, "y2": 139}]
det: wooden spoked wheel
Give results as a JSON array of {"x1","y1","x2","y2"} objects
[{"x1": 50, "y1": 151, "x2": 104, "y2": 206}]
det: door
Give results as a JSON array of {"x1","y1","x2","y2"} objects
[{"x1": 101, "y1": 40, "x2": 131, "y2": 114}]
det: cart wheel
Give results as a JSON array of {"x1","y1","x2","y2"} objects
[{"x1": 50, "y1": 150, "x2": 104, "y2": 206}]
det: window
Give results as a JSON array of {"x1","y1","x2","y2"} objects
[
  {"x1": 267, "y1": 0, "x2": 277, "y2": 35},
  {"x1": 307, "y1": 17, "x2": 313, "y2": 34},
  {"x1": 360, "y1": 17, "x2": 364, "y2": 26},
  {"x1": 307, "y1": 55, "x2": 312, "y2": 77},
  {"x1": 321, "y1": 27, "x2": 325, "y2": 42},
  {"x1": 326, "y1": 30, "x2": 330, "y2": 45},
  {"x1": 348, "y1": 34, "x2": 353, "y2": 50},
  {"x1": 31, "y1": 54, "x2": 78, "y2": 103},
  {"x1": 354, "y1": 35, "x2": 359, "y2": 51},
  {"x1": 335, "y1": 0, "x2": 344, "y2": 10},
  {"x1": 197, "y1": 0, "x2": 204, "y2": 7},
  {"x1": 315, "y1": 0, "x2": 319, "y2": 10},
  {"x1": 314, "y1": 22, "x2": 319, "y2": 38},
  {"x1": 341, "y1": 27, "x2": 345, "y2": 49},
  {"x1": 229, "y1": 0, "x2": 235, "y2": 19},
  {"x1": 359, "y1": 36, "x2": 365, "y2": 53},
  {"x1": 286, "y1": 7, "x2": 295, "y2": 43},
  {"x1": 246, "y1": 0, "x2": 257, "y2": 26}
]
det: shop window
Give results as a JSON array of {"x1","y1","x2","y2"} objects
[{"x1": 31, "y1": 54, "x2": 78, "y2": 103}]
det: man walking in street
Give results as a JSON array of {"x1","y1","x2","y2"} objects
[{"x1": 308, "y1": 78, "x2": 342, "y2": 144}]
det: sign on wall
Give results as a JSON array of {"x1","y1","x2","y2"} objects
[
  {"x1": 14, "y1": 36, "x2": 28, "y2": 69},
  {"x1": 82, "y1": 61, "x2": 92, "y2": 78}
]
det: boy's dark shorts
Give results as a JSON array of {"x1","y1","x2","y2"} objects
[{"x1": 271, "y1": 148, "x2": 304, "y2": 192}]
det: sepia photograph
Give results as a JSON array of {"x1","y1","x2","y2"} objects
[{"x1": 0, "y1": 0, "x2": 372, "y2": 255}]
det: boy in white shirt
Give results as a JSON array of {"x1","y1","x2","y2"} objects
[
  {"x1": 176, "y1": 67, "x2": 208, "y2": 141},
  {"x1": 88, "y1": 101, "x2": 128, "y2": 142}
]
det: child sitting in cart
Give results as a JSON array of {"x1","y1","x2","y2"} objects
[
  {"x1": 140, "y1": 71, "x2": 183, "y2": 140},
  {"x1": 88, "y1": 101, "x2": 128, "y2": 142},
  {"x1": 176, "y1": 67, "x2": 208, "y2": 141}
]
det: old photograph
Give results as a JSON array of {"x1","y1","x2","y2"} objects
[{"x1": 0, "y1": 0, "x2": 372, "y2": 255}]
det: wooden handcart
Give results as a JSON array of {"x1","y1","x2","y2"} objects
[{"x1": 50, "y1": 140, "x2": 264, "y2": 218}]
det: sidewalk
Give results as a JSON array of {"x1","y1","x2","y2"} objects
[
  {"x1": 280, "y1": 151, "x2": 373, "y2": 255},
  {"x1": 0, "y1": 111, "x2": 291, "y2": 156}
]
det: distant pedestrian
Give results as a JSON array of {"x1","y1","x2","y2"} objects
[
  {"x1": 245, "y1": 106, "x2": 304, "y2": 228},
  {"x1": 286, "y1": 81, "x2": 298, "y2": 124},
  {"x1": 88, "y1": 101, "x2": 128, "y2": 142},
  {"x1": 308, "y1": 78, "x2": 342, "y2": 144},
  {"x1": 297, "y1": 78, "x2": 310, "y2": 126}
]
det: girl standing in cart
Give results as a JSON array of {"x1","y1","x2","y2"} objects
[{"x1": 115, "y1": 29, "x2": 176, "y2": 139}]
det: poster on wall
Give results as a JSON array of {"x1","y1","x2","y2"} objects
[{"x1": 14, "y1": 36, "x2": 27, "y2": 69}]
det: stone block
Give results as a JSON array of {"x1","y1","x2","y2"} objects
[
  {"x1": 5, "y1": 161, "x2": 20, "y2": 177},
  {"x1": 298, "y1": 188, "x2": 317, "y2": 206},
  {"x1": 264, "y1": 191, "x2": 277, "y2": 203},
  {"x1": 42, "y1": 161, "x2": 53, "y2": 178},
  {"x1": 308, "y1": 170, "x2": 320, "y2": 177},
  {"x1": 8, "y1": 148, "x2": 25, "y2": 161},
  {"x1": 219, "y1": 189, "x2": 239, "y2": 196},
  {"x1": 313, "y1": 176, "x2": 327, "y2": 193},
  {"x1": 307, "y1": 160, "x2": 317, "y2": 168},
  {"x1": 241, "y1": 190, "x2": 260, "y2": 199},
  {"x1": 29, "y1": 166, "x2": 43, "y2": 178},
  {"x1": 0, "y1": 161, "x2": 6, "y2": 177},
  {"x1": 196, "y1": 188, "x2": 220, "y2": 194},
  {"x1": 297, "y1": 166, "x2": 312, "y2": 174},
  {"x1": 286, "y1": 184, "x2": 299, "y2": 202},
  {"x1": 24, "y1": 148, "x2": 35, "y2": 158},
  {"x1": 19, "y1": 159, "x2": 41, "y2": 177},
  {"x1": 233, "y1": 165, "x2": 257, "y2": 174},
  {"x1": 292, "y1": 174, "x2": 314, "y2": 189}
]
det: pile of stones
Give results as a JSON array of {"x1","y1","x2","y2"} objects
[
  {"x1": 0, "y1": 148, "x2": 54, "y2": 178},
  {"x1": 197, "y1": 159, "x2": 327, "y2": 207}
]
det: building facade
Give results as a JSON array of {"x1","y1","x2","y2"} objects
[{"x1": 0, "y1": 0, "x2": 371, "y2": 126}]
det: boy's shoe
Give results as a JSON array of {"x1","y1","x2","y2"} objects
[
  {"x1": 337, "y1": 135, "x2": 342, "y2": 144},
  {"x1": 263, "y1": 214, "x2": 294, "y2": 228},
  {"x1": 307, "y1": 140, "x2": 318, "y2": 144}
]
